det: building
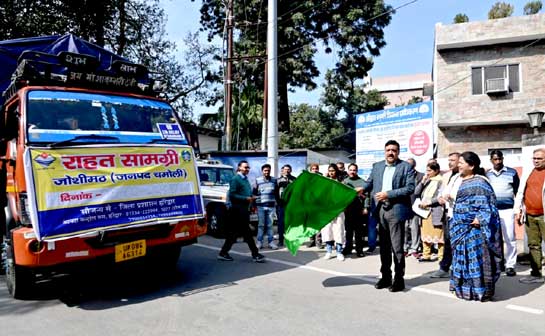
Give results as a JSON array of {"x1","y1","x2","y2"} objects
[
  {"x1": 433, "y1": 14, "x2": 545, "y2": 158},
  {"x1": 365, "y1": 73, "x2": 431, "y2": 108}
]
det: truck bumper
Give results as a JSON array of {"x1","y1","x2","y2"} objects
[{"x1": 11, "y1": 219, "x2": 206, "y2": 268}]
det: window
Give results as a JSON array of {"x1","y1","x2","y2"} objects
[{"x1": 471, "y1": 64, "x2": 520, "y2": 95}]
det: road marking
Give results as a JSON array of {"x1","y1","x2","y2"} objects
[
  {"x1": 506, "y1": 305, "x2": 544, "y2": 315},
  {"x1": 196, "y1": 243, "x2": 543, "y2": 314}
]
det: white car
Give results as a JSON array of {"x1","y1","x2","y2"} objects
[{"x1": 197, "y1": 160, "x2": 258, "y2": 237}]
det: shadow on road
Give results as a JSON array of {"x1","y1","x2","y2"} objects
[{"x1": 0, "y1": 236, "x2": 320, "y2": 312}]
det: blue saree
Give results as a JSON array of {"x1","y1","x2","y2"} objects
[{"x1": 449, "y1": 176, "x2": 501, "y2": 301}]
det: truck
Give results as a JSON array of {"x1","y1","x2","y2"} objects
[{"x1": 0, "y1": 34, "x2": 206, "y2": 299}]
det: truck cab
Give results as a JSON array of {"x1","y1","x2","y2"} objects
[{"x1": 0, "y1": 35, "x2": 206, "y2": 299}]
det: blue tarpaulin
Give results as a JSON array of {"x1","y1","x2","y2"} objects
[{"x1": 0, "y1": 34, "x2": 128, "y2": 106}]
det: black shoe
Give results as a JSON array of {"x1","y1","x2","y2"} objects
[
  {"x1": 307, "y1": 241, "x2": 316, "y2": 248},
  {"x1": 356, "y1": 252, "x2": 365, "y2": 258},
  {"x1": 389, "y1": 279, "x2": 405, "y2": 292},
  {"x1": 217, "y1": 253, "x2": 234, "y2": 261},
  {"x1": 374, "y1": 278, "x2": 392, "y2": 289},
  {"x1": 367, "y1": 247, "x2": 376, "y2": 253},
  {"x1": 342, "y1": 250, "x2": 352, "y2": 256},
  {"x1": 505, "y1": 268, "x2": 516, "y2": 277},
  {"x1": 252, "y1": 253, "x2": 266, "y2": 263}
]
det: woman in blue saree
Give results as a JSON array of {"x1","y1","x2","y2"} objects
[{"x1": 449, "y1": 151, "x2": 502, "y2": 301}]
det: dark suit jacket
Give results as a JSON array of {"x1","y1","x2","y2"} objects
[{"x1": 363, "y1": 159, "x2": 416, "y2": 222}]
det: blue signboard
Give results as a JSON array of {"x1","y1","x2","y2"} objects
[{"x1": 157, "y1": 123, "x2": 186, "y2": 141}]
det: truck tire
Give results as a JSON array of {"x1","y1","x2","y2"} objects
[
  {"x1": 3, "y1": 239, "x2": 34, "y2": 299},
  {"x1": 207, "y1": 205, "x2": 226, "y2": 238}
]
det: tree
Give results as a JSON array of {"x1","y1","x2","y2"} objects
[
  {"x1": 453, "y1": 13, "x2": 469, "y2": 23},
  {"x1": 194, "y1": 0, "x2": 393, "y2": 132},
  {"x1": 406, "y1": 96, "x2": 424, "y2": 105},
  {"x1": 279, "y1": 104, "x2": 344, "y2": 149},
  {"x1": 488, "y1": 2, "x2": 514, "y2": 19},
  {"x1": 524, "y1": 1, "x2": 543, "y2": 14},
  {"x1": 322, "y1": 69, "x2": 389, "y2": 149}
]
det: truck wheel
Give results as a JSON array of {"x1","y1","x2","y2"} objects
[
  {"x1": 3, "y1": 240, "x2": 34, "y2": 299},
  {"x1": 207, "y1": 205, "x2": 225, "y2": 238}
]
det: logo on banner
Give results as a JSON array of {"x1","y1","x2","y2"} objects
[
  {"x1": 408, "y1": 130, "x2": 430, "y2": 156},
  {"x1": 34, "y1": 152, "x2": 56, "y2": 168},
  {"x1": 181, "y1": 150, "x2": 192, "y2": 162}
]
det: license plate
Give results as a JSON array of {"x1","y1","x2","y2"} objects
[{"x1": 115, "y1": 239, "x2": 146, "y2": 262}]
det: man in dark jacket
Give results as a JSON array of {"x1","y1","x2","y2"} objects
[
  {"x1": 276, "y1": 164, "x2": 296, "y2": 247},
  {"x1": 363, "y1": 140, "x2": 416, "y2": 292},
  {"x1": 343, "y1": 163, "x2": 366, "y2": 257},
  {"x1": 218, "y1": 160, "x2": 265, "y2": 262}
]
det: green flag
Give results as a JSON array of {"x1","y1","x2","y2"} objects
[{"x1": 282, "y1": 171, "x2": 357, "y2": 255}]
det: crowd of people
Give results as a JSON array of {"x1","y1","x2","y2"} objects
[{"x1": 216, "y1": 140, "x2": 545, "y2": 302}]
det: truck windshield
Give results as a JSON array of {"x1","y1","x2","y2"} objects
[
  {"x1": 26, "y1": 90, "x2": 187, "y2": 145},
  {"x1": 198, "y1": 167, "x2": 235, "y2": 186}
]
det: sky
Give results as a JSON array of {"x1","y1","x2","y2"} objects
[{"x1": 160, "y1": 0, "x2": 535, "y2": 115}]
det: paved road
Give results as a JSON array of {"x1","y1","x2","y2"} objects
[{"x1": 1, "y1": 235, "x2": 544, "y2": 336}]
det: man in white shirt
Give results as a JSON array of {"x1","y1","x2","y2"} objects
[{"x1": 431, "y1": 152, "x2": 461, "y2": 278}]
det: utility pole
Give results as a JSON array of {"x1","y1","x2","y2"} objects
[
  {"x1": 224, "y1": 0, "x2": 234, "y2": 151},
  {"x1": 261, "y1": 63, "x2": 268, "y2": 150},
  {"x1": 266, "y1": 0, "x2": 278, "y2": 176}
]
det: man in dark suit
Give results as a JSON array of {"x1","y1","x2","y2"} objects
[{"x1": 363, "y1": 140, "x2": 416, "y2": 292}]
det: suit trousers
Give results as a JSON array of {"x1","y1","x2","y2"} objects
[
  {"x1": 220, "y1": 204, "x2": 259, "y2": 256},
  {"x1": 377, "y1": 207, "x2": 405, "y2": 280}
]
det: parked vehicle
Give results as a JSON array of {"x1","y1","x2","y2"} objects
[
  {"x1": 197, "y1": 159, "x2": 258, "y2": 237},
  {"x1": 0, "y1": 34, "x2": 206, "y2": 299}
]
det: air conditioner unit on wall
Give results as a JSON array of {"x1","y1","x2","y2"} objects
[{"x1": 486, "y1": 78, "x2": 508, "y2": 95}]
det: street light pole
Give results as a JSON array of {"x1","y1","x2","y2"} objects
[
  {"x1": 266, "y1": 0, "x2": 278, "y2": 176},
  {"x1": 224, "y1": 0, "x2": 234, "y2": 151}
]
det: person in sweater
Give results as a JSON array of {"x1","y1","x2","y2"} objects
[
  {"x1": 486, "y1": 150, "x2": 520, "y2": 277},
  {"x1": 405, "y1": 158, "x2": 424, "y2": 258},
  {"x1": 342, "y1": 163, "x2": 366, "y2": 257},
  {"x1": 515, "y1": 148, "x2": 545, "y2": 284},
  {"x1": 218, "y1": 160, "x2": 265, "y2": 262},
  {"x1": 276, "y1": 164, "x2": 296, "y2": 247},
  {"x1": 254, "y1": 164, "x2": 278, "y2": 249}
]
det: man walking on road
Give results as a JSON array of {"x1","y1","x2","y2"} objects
[
  {"x1": 363, "y1": 140, "x2": 416, "y2": 292},
  {"x1": 486, "y1": 150, "x2": 519, "y2": 277},
  {"x1": 515, "y1": 148, "x2": 545, "y2": 283},
  {"x1": 218, "y1": 160, "x2": 265, "y2": 262},
  {"x1": 432, "y1": 152, "x2": 461, "y2": 278}
]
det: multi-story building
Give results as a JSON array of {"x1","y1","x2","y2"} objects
[
  {"x1": 433, "y1": 13, "x2": 545, "y2": 158},
  {"x1": 366, "y1": 73, "x2": 431, "y2": 108}
]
